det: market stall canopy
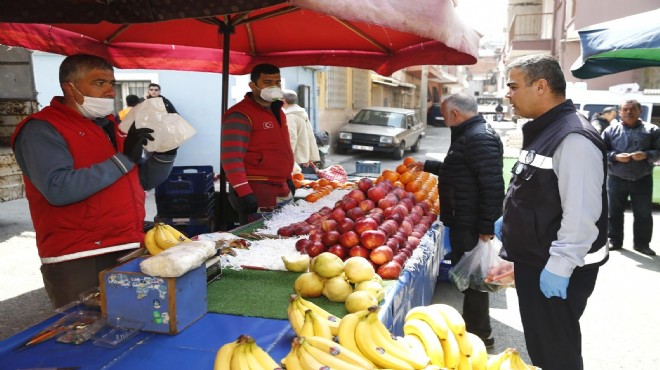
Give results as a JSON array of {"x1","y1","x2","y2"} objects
[
  {"x1": 0, "y1": 0, "x2": 480, "y2": 76},
  {"x1": 570, "y1": 9, "x2": 660, "y2": 79}
]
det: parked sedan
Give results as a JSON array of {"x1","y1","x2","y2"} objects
[{"x1": 336, "y1": 107, "x2": 426, "y2": 159}]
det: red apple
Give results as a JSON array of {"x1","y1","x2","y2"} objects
[
  {"x1": 337, "y1": 218, "x2": 355, "y2": 234},
  {"x1": 378, "y1": 196, "x2": 397, "y2": 210},
  {"x1": 367, "y1": 186, "x2": 387, "y2": 202},
  {"x1": 349, "y1": 245, "x2": 370, "y2": 258},
  {"x1": 277, "y1": 226, "x2": 295, "y2": 237},
  {"x1": 387, "y1": 213, "x2": 403, "y2": 226},
  {"x1": 370, "y1": 245, "x2": 394, "y2": 265},
  {"x1": 377, "y1": 261, "x2": 402, "y2": 279},
  {"x1": 400, "y1": 197, "x2": 414, "y2": 212},
  {"x1": 393, "y1": 253, "x2": 407, "y2": 265},
  {"x1": 379, "y1": 220, "x2": 398, "y2": 237},
  {"x1": 418, "y1": 201, "x2": 430, "y2": 213},
  {"x1": 385, "y1": 238, "x2": 400, "y2": 254},
  {"x1": 308, "y1": 233, "x2": 321, "y2": 243},
  {"x1": 354, "y1": 217, "x2": 378, "y2": 235},
  {"x1": 321, "y1": 219, "x2": 338, "y2": 232},
  {"x1": 359, "y1": 199, "x2": 376, "y2": 213},
  {"x1": 339, "y1": 231, "x2": 360, "y2": 248},
  {"x1": 360, "y1": 229, "x2": 387, "y2": 249},
  {"x1": 392, "y1": 187, "x2": 407, "y2": 200},
  {"x1": 346, "y1": 207, "x2": 365, "y2": 221},
  {"x1": 327, "y1": 244, "x2": 347, "y2": 259},
  {"x1": 341, "y1": 197, "x2": 359, "y2": 212},
  {"x1": 319, "y1": 206, "x2": 333, "y2": 216},
  {"x1": 305, "y1": 213, "x2": 323, "y2": 225},
  {"x1": 407, "y1": 236, "x2": 421, "y2": 249},
  {"x1": 411, "y1": 205, "x2": 424, "y2": 216},
  {"x1": 295, "y1": 238, "x2": 311, "y2": 252},
  {"x1": 411, "y1": 230, "x2": 424, "y2": 239},
  {"x1": 305, "y1": 241, "x2": 326, "y2": 257},
  {"x1": 367, "y1": 212, "x2": 384, "y2": 225},
  {"x1": 347, "y1": 188, "x2": 367, "y2": 202},
  {"x1": 394, "y1": 204, "x2": 409, "y2": 218},
  {"x1": 321, "y1": 230, "x2": 341, "y2": 247},
  {"x1": 400, "y1": 220, "x2": 413, "y2": 236},
  {"x1": 294, "y1": 223, "x2": 312, "y2": 235},
  {"x1": 330, "y1": 208, "x2": 346, "y2": 223},
  {"x1": 358, "y1": 177, "x2": 374, "y2": 193}
]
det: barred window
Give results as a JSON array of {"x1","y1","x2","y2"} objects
[
  {"x1": 326, "y1": 67, "x2": 347, "y2": 109},
  {"x1": 352, "y1": 69, "x2": 369, "y2": 109}
]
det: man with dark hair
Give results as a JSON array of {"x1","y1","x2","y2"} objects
[
  {"x1": 11, "y1": 54, "x2": 176, "y2": 308},
  {"x1": 590, "y1": 106, "x2": 616, "y2": 133},
  {"x1": 601, "y1": 99, "x2": 660, "y2": 256},
  {"x1": 221, "y1": 63, "x2": 294, "y2": 224},
  {"x1": 146, "y1": 82, "x2": 177, "y2": 113},
  {"x1": 422, "y1": 93, "x2": 504, "y2": 349},
  {"x1": 500, "y1": 54, "x2": 608, "y2": 369},
  {"x1": 118, "y1": 94, "x2": 140, "y2": 121}
]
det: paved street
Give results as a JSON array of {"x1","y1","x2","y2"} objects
[{"x1": 1, "y1": 123, "x2": 659, "y2": 369}]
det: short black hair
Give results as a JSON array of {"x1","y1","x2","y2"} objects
[
  {"x1": 506, "y1": 54, "x2": 566, "y2": 97},
  {"x1": 250, "y1": 64, "x2": 280, "y2": 83},
  {"x1": 148, "y1": 83, "x2": 161, "y2": 90},
  {"x1": 59, "y1": 54, "x2": 114, "y2": 85},
  {"x1": 125, "y1": 95, "x2": 140, "y2": 107}
]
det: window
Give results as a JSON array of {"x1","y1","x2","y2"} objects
[
  {"x1": 352, "y1": 69, "x2": 369, "y2": 109},
  {"x1": 326, "y1": 67, "x2": 347, "y2": 109}
]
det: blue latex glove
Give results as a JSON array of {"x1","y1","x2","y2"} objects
[
  {"x1": 540, "y1": 268, "x2": 569, "y2": 299},
  {"x1": 494, "y1": 216, "x2": 503, "y2": 241}
]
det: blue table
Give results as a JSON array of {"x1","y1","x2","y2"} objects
[{"x1": 0, "y1": 225, "x2": 444, "y2": 369}]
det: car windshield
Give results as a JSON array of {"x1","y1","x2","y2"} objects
[{"x1": 353, "y1": 110, "x2": 406, "y2": 128}]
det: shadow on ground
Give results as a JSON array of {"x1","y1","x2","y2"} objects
[{"x1": 0, "y1": 288, "x2": 52, "y2": 340}]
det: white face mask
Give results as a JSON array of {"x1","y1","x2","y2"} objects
[
  {"x1": 259, "y1": 86, "x2": 283, "y2": 102},
  {"x1": 69, "y1": 83, "x2": 115, "y2": 119}
]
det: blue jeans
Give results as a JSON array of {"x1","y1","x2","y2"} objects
[{"x1": 607, "y1": 175, "x2": 653, "y2": 248}]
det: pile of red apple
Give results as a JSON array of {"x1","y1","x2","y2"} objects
[{"x1": 277, "y1": 177, "x2": 437, "y2": 279}]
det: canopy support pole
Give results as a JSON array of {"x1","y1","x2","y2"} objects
[{"x1": 218, "y1": 22, "x2": 235, "y2": 230}]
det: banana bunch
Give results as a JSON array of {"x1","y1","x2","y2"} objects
[
  {"x1": 282, "y1": 336, "x2": 375, "y2": 370},
  {"x1": 144, "y1": 222, "x2": 190, "y2": 255},
  {"x1": 214, "y1": 335, "x2": 282, "y2": 370},
  {"x1": 343, "y1": 306, "x2": 430, "y2": 370},
  {"x1": 487, "y1": 348, "x2": 539, "y2": 370},
  {"x1": 287, "y1": 294, "x2": 340, "y2": 337},
  {"x1": 403, "y1": 303, "x2": 486, "y2": 370}
]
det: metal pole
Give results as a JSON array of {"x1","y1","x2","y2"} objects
[{"x1": 218, "y1": 22, "x2": 234, "y2": 230}]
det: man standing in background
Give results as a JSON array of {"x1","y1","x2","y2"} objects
[
  {"x1": 601, "y1": 99, "x2": 660, "y2": 256},
  {"x1": 282, "y1": 89, "x2": 320, "y2": 174}
]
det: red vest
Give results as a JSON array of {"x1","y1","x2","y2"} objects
[
  {"x1": 11, "y1": 98, "x2": 145, "y2": 261},
  {"x1": 225, "y1": 96, "x2": 294, "y2": 182}
]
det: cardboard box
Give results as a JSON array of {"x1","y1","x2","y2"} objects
[{"x1": 100, "y1": 257, "x2": 207, "y2": 334}]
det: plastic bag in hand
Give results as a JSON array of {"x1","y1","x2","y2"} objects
[
  {"x1": 448, "y1": 238, "x2": 514, "y2": 292},
  {"x1": 119, "y1": 97, "x2": 196, "y2": 153}
]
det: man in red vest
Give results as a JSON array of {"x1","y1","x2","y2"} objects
[
  {"x1": 221, "y1": 64, "x2": 295, "y2": 224},
  {"x1": 11, "y1": 54, "x2": 176, "y2": 308}
]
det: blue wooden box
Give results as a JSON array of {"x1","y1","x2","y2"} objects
[{"x1": 100, "y1": 257, "x2": 207, "y2": 334}]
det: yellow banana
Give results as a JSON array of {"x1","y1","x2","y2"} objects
[
  {"x1": 403, "y1": 318, "x2": 444, "y2": 368},
  {"x1": 354, "y1": 313, "x2": 414, "y2": 370},
  {"x1": 337, "y1": 310, "x2": 374, "y2": 367},
  {"x1": 300, "y1": 337, "x2": 365, "y2": 370},
  {"x1": 284, "y1": 338, "x2": 304, "y2": 370},
  {"x1": 442, "y1": 330, "x2": 462, "y2": 370},
  {"x1": 367, "y1": 310, "x2": 429, "y2": 369},
  {"x1": 499, "y1": 348, "x2": 529, "y2": 370},
  {"x1": 287, "y1": 297, "x2": 305, "y2": 336},
  {"x1": 296, "y1": 341, "x2": 328, "y2": 370},
  {"x1": 144, "y1": 227, "x2": 164, "y2": 256},
  {"x1": 466, "y1": 333, "x2": 488, "y2": 370},
  {"x1": 458, "y1": 352, "x2": 472, "y2": 370},
  {"x1": 456, "y1": 330, "x2": 473, "y2": 357},
  {"x1": 309, "y1": 309, "x2": 333, "y2": 340},
  {"x1": 402, "y1": 334, "x2": 433, "y2": 368},
  {"x1": 248, "y1": 339, "x2": 281, "y2": 370},
  {"x1": 160, "y1": 223, "x2": 190, "y2": 242},
  {"x1": 432, "y1": 304, "x2": 466, "y2": 338},
  {"x1": 303, "y1": 335, "x2": 374, "y2": 369},
  {"x1": 214, "y1": 337, "x2": 241, "y2": 370},
  {"x1": 154, "y1": 223, "x2": 179, "y2": 249},
  {"x1": 405, "y1": 305, "x2": 450, "y2": 341},
  {"x1": 297, "y1": 295, "x2": 341, "y2": 336},
  {"x1": 244, "y1": 341, "x2": 267, "y2": 370},
  {"x1": 301, "y1": 310, "x2": 316, "y2": 338},
  {"x1": 229, "y1": 341, "x2": 250, "y2": 370},
  {"x1": 487, "y1": 348, "x2": 514, "y2": 370}
]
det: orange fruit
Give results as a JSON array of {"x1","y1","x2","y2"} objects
[
  {"x1": 403, "y1": 156, "x2": 416, "y2": 165},
  {"x1": 405, "y1": 180, "x2": 422, "y2": 193},
  {"x1": 292, "y1": 173, "x2": 304, "y2": 181},
  {"x1": 399, "y1": 171, "x2": 415, "y2": 185},
  {"x1": 382, "y1": 170, "x2": 400, "y2": 183},
  {"x1": 329, "y1": 180, "x2": 341, "y2": 188},
  {"x1": 393, "y1": 181, "x2": 404, "y2": 188},
  {"x1": 396, "y1": 164, "x2": 408, "y2": 174},
  {"x1": 318, "y1": 178, "x2": 330, "y2": 187}
]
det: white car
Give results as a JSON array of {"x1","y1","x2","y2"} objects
[{"x1": 336, "y1": 107, "x2": 426, "y2": 159}]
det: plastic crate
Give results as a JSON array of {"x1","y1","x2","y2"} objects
[
  {"x1": 355, "y1": 160, "x2": 381, "y2": 175},
  {"x1": 155, "y1": 166, "x2": 214, "y2": 196},
  {"x1": 155, "y1": 192, "x2": 214, "y2": 218},
  {"x1": 155, "y1": 215, "x2": 215, "y2": 238}
]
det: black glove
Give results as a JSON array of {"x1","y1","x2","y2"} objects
[
  {"x1": 237, "y1": 193, "x2": 259, "y2": 215},
  {"x1": 286, "y1": 179, "x2": 296, "y2": 197},
  {"x1": 123, "y1": 123, "x2": 154, "y2": 163}
]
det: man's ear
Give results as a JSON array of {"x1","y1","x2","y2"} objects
[{"x1": 535, "y1": 79, "x2": 549, "y2": 96}]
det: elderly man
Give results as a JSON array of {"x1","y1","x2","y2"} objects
[{"x1": 282, "y1": 89, "x2": 320, "y2": 174}]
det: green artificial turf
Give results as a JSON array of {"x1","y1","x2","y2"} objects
[{"x1": 207, "y1": 268, "x2": 396, "y2": 319}]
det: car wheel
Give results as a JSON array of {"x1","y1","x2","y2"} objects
[
  {"x1": 392, "y1": 142, "x2": 405, "y2": 160},
  {"x1": 411, "y1": 137, "x2": 421, "y2": 153}
]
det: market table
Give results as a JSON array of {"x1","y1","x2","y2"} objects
[{"x1": 0, "y1": 224, "x2": 444, "y2": 370}]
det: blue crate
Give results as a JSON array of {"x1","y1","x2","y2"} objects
[
  {"x1": 438, "y1": 260, "x2": 452, "y2": 282},
  {"x1": 155, "y1": 215, "x2": 215, "y2": 238},
  {"x1": 355, "y1": 160, "x2": 381, "y2": 175},
  {"x1": 156, "y1": 166, "x2": 214, "y2": 196}
]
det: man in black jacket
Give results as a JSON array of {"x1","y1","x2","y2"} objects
[{"x1": 423, "y1": 93, "x2": 504, "y2": 348}]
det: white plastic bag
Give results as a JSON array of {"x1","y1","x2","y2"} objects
[
  {"x1": 448, "y1": 238, "x2": 514, "y2": 292},
  {"x1": 119, "y1": 97, "x2": 196, "y2": 153},
  {"x1": 139, "y1": 240, "x2": 215, "y2": 277}
]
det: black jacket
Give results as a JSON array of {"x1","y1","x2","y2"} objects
[
  {"x1": 424, "y1": 115, "x2": 504, "y2": 235},
  {"x1": 148, "y1": 95, "x2": 178, "y2": 114}
]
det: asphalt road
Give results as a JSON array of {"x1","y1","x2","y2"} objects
[{"x1": 1, "y1": 123, "x2": 659, "y2": 369}]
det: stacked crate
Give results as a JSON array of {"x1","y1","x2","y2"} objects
[{"x1": 154, "y1": 166, "x2": 215, "y2": 237}]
